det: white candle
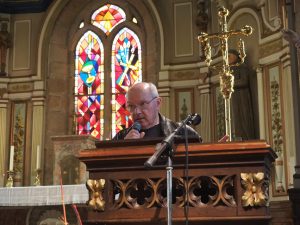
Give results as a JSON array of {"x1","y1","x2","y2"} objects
[
  {"x1": 9, "y1": 146, "x2": 14, "y2": 171},
  {"x1": 36, "y1": 145, "x2": 41, "y2": 170}
]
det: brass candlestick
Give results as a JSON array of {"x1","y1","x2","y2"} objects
[
  {"x1": 34, "y1": 169, "x2": 41, "y2": 186},
  {"x1": 198, "y1": 7, "x2": 253, "y2": 141},
  {"x1": 6, "y1": 170, "x2": 14, "y2": 187}
]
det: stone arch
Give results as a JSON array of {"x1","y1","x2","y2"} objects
[{"x1": 40, "y1": 0, "x2": 161, "y2": 184}]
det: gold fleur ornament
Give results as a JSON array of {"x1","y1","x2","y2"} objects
[
  {"x1": 241, "y1": 172, "x2": 268, "y2": 207},
  {"x1": 86, "y1": 179, "x2": 106, "y2": 211}
]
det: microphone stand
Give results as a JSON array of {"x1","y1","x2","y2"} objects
[
  {"x1": 166, "y1": 154, "x2": 173, "y2": 225},
  {"x1": 144, "y1": 114, "x2": 198, "y2": 225}
]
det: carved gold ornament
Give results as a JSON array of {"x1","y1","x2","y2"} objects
[
  {"x1": 86, "y1": 179, "x2": 106, "y2": 211},
  {"x1": 241, "y1": 172, "x2": 268, "y2": 207}
]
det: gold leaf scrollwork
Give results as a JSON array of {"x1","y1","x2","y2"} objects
[
  {"x1": 241, "y1": 172, "x2": 268, "y2": 207},
  {"x1": 86, "y1": 179, "x2": 105, "y2": 211},
  {"x1": 220, "y1": 72, "x2": 234, "y2": 99}
]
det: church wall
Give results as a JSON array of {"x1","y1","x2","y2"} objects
[
  {"x1": 9, "y1": 12, "x2": 44, "y2": 77},
  {"x1": 152, "y1": 0, "x2": 173, "y2": 65},
  {"x1": 154, "y1": 0, "x2": 212, "y2": 140},
  {"x1": 0, "y1": 1, "x2": 299, "y2": 223},
  {"x1": 0, "y1": 11, "x2": 47, "y2": 186},
  {"x1": 44, "y1": 0, "x2": 97, "y2": 184}
]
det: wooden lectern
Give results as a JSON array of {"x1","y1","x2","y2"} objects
[{"x1": 79, "y1": 139, "x2": 276, "y2": 225}]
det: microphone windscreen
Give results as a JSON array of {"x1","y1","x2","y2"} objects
[
  {"x1": 132, "y1": 122, "x2": 142, "y2": 132},
  {"x1": 191, "y1": 114, "x2": 201, "y2": 125}
]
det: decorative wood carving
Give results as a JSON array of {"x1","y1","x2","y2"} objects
[
  {"x1": 86, "y1": 179, "x2": 105, "y2": 211},
  {"x1": 241, "y1": 172, "x2": 269, "y2": 207}
]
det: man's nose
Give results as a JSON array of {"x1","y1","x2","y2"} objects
[{"x1": 133, "y1": 106, "x2": 142, "y2": 114}]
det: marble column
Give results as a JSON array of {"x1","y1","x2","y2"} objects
[
  {"x1": 281, "y1": 60, "x2": 296, "y2": 189},
  {"x1": 256, "y1": 66, "x2": 266, "y2": 140}
]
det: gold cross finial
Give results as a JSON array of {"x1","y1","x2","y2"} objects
[{"x1": 198, "y1": 7, "x2": 253, "y2": 141}]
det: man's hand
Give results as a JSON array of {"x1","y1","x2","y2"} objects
[
  {"x1": 218, "y1": 135, "x2": 229, "y2": 142},
  {"x1": 124, "y1": 129, "x2": 145, "y2": 139}
]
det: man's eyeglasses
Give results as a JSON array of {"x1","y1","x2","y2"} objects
[{"x1": 126, "y1": 96, "x2": 158, "y2": 112}]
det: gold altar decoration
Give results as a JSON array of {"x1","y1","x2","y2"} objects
[
  {"x1": 6, "y1": 170, "x2": 14, "y2": 187},
  {"x1": 34, "y1": 169, "x2": 41, "y2": 186},
  {"x1": 198, "y1": 7, "x2": 253, "y2": 141},
  {"x1": 241, "y1": 172, "x2": 268, "y2": 207},
  {"x1": 13, "y1": 111, "x2": 25, "y2": 173},
  {"x1": 86, "y1": 179, "x2": 106, "y2": 211}
]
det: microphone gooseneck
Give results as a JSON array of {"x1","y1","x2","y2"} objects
[{"x1": 144, "y1": 113, "x2": 201, "y2": 168}]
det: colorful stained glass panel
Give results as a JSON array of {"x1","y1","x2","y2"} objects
[
  {"x1": 75, "y1": 31, "x2": 104, "y2": 139},
  {"x1": 91, "y1": 4, "x2": 126, "y2": 36},
  {"x1": 111, "y1": 27, "x2": 142, "y2": 137},
  {"x1": 76, "y1": 95, "x2": 104, "y2": 139}
]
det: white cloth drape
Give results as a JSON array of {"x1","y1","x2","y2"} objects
[{"x1": 0, "y1": 184, "x2": 88, "y2": 206}]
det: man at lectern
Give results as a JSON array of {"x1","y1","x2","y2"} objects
[{"x1": 113, "y1": 82, "x2": 202, "y2": 141}]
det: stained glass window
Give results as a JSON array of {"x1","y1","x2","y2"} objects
[
  {"x1": 91, "y1": 4, "x2": 126, "y2": 36},
  {"x1": 75, "y1": 4, "x2": 142, "y2": 139},
  {"x1": 75, "y1": 30, "x2": 104, "y2": 139},
  {"x1": 111, "y1": 27, "x2": 142, "y2": 137}
]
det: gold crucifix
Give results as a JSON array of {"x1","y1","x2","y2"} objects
[{"x1": 198, "y1": 7, "x2": 253, "y2": 141}]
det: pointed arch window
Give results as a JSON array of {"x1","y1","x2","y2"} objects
[
  {"x1": 75, "y1": 4, "x2": 142, "y2": 140},
  {"x1": 75, "y1": 31, "x2": 104, "y2": 139},
  {"x1": 111, "y1": 27, "x2": 142, "y2": 137}
]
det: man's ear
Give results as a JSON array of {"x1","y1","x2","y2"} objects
[{"x1": 156, "y1": 97, "x2": 162, "y2": 107}]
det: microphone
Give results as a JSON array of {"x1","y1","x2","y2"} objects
[
  {"x1": 188, "y1": 113, "x2": 201, "y2": 126},
  {"x1": 127, "y1": 121, "x2": 142, "y2": 134}
]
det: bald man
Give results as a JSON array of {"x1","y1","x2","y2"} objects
[{"x1": 113, "y1": 82, "x2": 201, "y2": 141}]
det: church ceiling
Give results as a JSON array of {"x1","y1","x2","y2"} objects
[{"x1": 0, "y1": 0, "x2": 53, "y2": 13}]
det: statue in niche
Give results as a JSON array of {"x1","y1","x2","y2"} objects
[
  {"x1": 195, "y1": 0, "x2": 209, "y2": 33},
  {"x1": 228, "y1": 49, "x2": 257, "y2": 140},
  {"x1": 0, "y1": 22, "x2": 12, "y2": 76}
]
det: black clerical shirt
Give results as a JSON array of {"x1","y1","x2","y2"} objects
[
  {"x1": 112, "y1": 113, "x2": 202, "y2": 142},
  {"x1": 141, "y1": 123, "x2": 164, "y2": 138}
]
